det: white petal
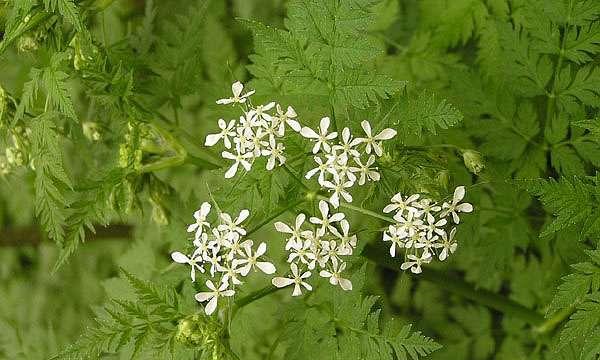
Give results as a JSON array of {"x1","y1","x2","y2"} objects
[
  {"x1": 361, "y1": 120, "x2": 372, "y2": 136},
  {"x1": 319, "y1": 270, "x2": 332, "y2": 278},
  {"x1": 457, "y1": 203, "x2": 473, "y2": 213},
  {"x1": 339, "y1": 278, "x2": 352, "y2": 291},
  {"x1": 274, "y1": 221, "x2": 293, "y2": 233},
  {"x1": 231, "y1": 81, "x2": 243, "y2": 97},
  {"x1": 256, "y1": 242, "x2": 267, "y2": 256},
  {"x1": 204, "y1": 296, "x2": 218, "y2": 315},
  {"x1": 205, "y1": 133, "x2": 222, "y2": 146},
  {"x1": 237, "y1": 209, "x2": 250, "y2": 223},
  {"x1": 222, "y1": 290, "x2": 235, "y2": 297},
  {"x1": 257, "y1": 261, "x2": 276, "y2": 274},
  {"x1": 318, "y1": 200, "x2": 329, "y2": 218},
  {"x1": 272, "y1": 277, "x2": 295, "y2": 288},
  {"x1": 292, "y1": 284, "x2": 302, "y2": 296},
  {"x1": 171, "y1": 252, "x2": 189, "y2": 263},
  {"x1": 224, "y1": 162, "x2": 239, "y2": 178},
  {"x1": 319, "y1": 117, "x2": 330, "y2": 133},
  {"x1": 454, "y1": 186, "x2": 465, "y2": 203},
  {"x1": 195, "y1": 292, "x2": 213, "y2": 303},
  {"x1": 375, "y1": 128, "x2": 397, "y2": 140},
  {"x1": 300, "y1": 127, "x2": 319, "y2": 139},
  {"x1": 200, "y1": 202, "x2": 212, "y2": 216},
  {"x1": 286, "y1": 119, "x2": 301, "y2": 132}
]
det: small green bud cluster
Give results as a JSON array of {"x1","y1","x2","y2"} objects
[
  {"x1": 0, "y1": 125, "x2": 32, "y2": 176},
  {"x1": 118, "y1": 123, "x2": 144, "y2": 170},
  {"x1": 461, "y1": 149, "x2": 485, "y2": 175},
  {"x1": 176, "y1": 314, "x2": 229, "y2": 358},
  {"x1": 82, "y1": 121, "x2": 101, "y2": 141},
  {"x1": 69, "y1": 33, "x2": 100, "y2": 71}
]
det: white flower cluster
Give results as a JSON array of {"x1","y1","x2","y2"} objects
[
  {"x1": 207, "y1": 81, "x2": 301, "y2": 178},
  {"x1": 271, "y1": 200, "x2": 357, "y2": 295},
  {"x1": 171, "y1": 202, "x2": 276, "y2": 315},
  {"x1": 300, "y1": 118, "x2": 396, "y2": 208},
  {"x1": 382, "y1": 186, "x2": 473, "y2": 274}
]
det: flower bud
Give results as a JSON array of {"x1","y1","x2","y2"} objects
[
  {"x1": 461, "y1": 150, "x2": 485, "y2": 175},
  {"x1": 82, "y1": 122, "x2": 101, "y2": 141},
  {"x1": 17, "y1": 35, "x2": 38, "y2": 52}
]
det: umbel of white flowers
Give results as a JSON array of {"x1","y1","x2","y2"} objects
[
  {"x1": 207, "y1": 81, "x2": 301, "y2": 178},
  {"x1": 382, "y1": 186, "x2": 473, "y2": 274},
  {"x1": 300, "y1": 118, "x2": 395, "y2": 208},
  {"x1": 209, "y1": 81, "x2": 397, "y2": 209},
  {"x1": 271, "y1": 200, "x2": 357, "y2": 296},
  {"x1": 170, "y1": 202, "x2": 276, "y2": 315}
]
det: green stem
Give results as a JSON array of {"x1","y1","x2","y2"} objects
[
  {"x1": 361, "y1": 243, "x2": 545, "y2": 326},
  {"x1": 247, "y1": 199, "x2": 305, "y2": 236},
  {"x1": 534, "y1": 305, "x2": 576, "y2": 334},
  {"x1": 316, "y1": 194, "x2": 394, "y2": 223}
]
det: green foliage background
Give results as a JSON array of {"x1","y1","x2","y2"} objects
[{"x1": 0, "y1": 0, "x2": 598, "y2": 359}]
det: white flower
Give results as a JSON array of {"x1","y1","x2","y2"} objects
[
  {"x1": 309, "y1": 200, "x2": 345, "y2": 236},
  {"x1": 331, "y1": 219, "x2": 357, "y2": 255},
  {"x1": 415, "y1": 234, "x2": 438, "y2": 254},
  {"x1": 203, "y1": 248, "x2": 222, "y2": 277},
  {"x1": 322, "y1": 174, "x2": 353, "y2": 208},
  {"x1": 441, "y1": 186, "x2": 473, "y2": 224},
  {"x1": 278, "y1": 105, "x2": 301, "y2": 132},
  {"x1": 171, "y1": 251, "x2": 205, "y2": 282},
  {"x1": 393, "y1": 211, "x2": 423, "y2": 238},
  {"x1": 319, "y1": 261, "x2": 352, "y2": 291},
  {"x1": 305, "y1": 155, "x2": 331, "y2": 183},
  {"x1": 216, "y1": 261, "x2": 244, "y2": 286},
  {"x1": 358, "y1": 120, "x2": 396, "y2": 156},
  {"x1": 332, "y1": 127, "x2": 362, "y2": 158},
  {"x1": 187, "y1": 202, "x2": 212, "y2": 239},
  {"x1": 300, "y1": 117, "x2": 338, "y2": 154},
  {"x1": 262, "y1": 142, "x2": 286, "y2": 170},
  {"x1": 400, "y1": 251, "x2": 432, "y2": 274},
  {"x1": 222, "y1": 144, "x2": 253, "y2": 178},
  {"x1": 423, "y1": 213, "x2": 447, "y2": 239},
  {"x1": 350, "y1": 155, "x2": 380, "y2": 185},
  {"x1": 287, "y1": 239, "x2": 317, "y2": 269},
  {"x1": 248, "y1": 101, "x2": 276, "y2": 124},
  {"x1": 272, "y1": 263, "x2": 312, "y2": 296},
  {"x1": 234, "y1": 242, "x2": 276, "y2": 276},
  {"x1": 413, "y1": 198, "x2": 441, "y2": 217},
  {"x1": 382, "y1": 225, "x2": 405, "y2": 258},
  {"x1": 218, "y1": 209, "x2": 250, "y2": 236},
  {"x1": 216, "y1": 81, "x2": 255, "y2": 105},
  {"x1": 194, "y1": 280, "x2": 235, "y2": 315},
  {"x1": 205, "y1": 119, "x2": 236, "y2": 148},
  {"x1": 435, "y1": 227, "x2": 457, "y2": 261},
  {"x1": 274, "y1": 214, "x2": 308, "y2": 250},
  {"x1": 383, "y1": 192, "x2": 420, "y2": 216}
]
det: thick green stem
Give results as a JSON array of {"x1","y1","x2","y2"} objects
[
  {"x1": 316, "y1": 194, "x2": 395, "y2": 223},
  {"x1": 534, "y1": 305, "x2": 576, "y2": 334}
]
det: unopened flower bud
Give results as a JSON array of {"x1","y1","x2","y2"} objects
[
  {"x1": 17, "y1": 35, "x2": 38, "y2": 52},
  {"x1": 82, "y1": 122, "x2": 101, "y2": 141},
  {"x1": 461, "y1": 150, "x2": 485, "y2": 175}
]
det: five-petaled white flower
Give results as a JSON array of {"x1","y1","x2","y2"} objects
[
  {"x1": 222, "y1": 144, "x2": 253, "y2": 178},
  {"x1": 205, "y1": 119, "x2": 236, "y2": 148},
  {"x1": 309, "y1": 200, "x2": 345, "y2": 236},
  {"x1": 435, "y1": 227, "x2": 457, "y2": 261},
  {"x1": 234, "y1": 242, "x2": 276, "y2": 276},
  {"x1": 350, "y1": 155, "x2": 380, "y2": 185},
  {"x1": 195, "y1": 279, "x2": 235, "y2": 315},
  {"x1": 216, "y1": 81, "x2": 255, "y2": 105},
  {"x1": 319, "y1": 261, "x2": 352, "y2": 291},
  {"x1": 274, "y1": 213, "x2": 309, "y2": 250},
  {"x1": 272, "y1": 263, "x2": 313, "y2": 296},
  {"x1": 441, "y1": 186, "x2": 473, "y2": 224},
  {"x1": 359, "y1": 120, "x2": 397, "y2": 156},
  {"x1": 171, "y1": 251, "x2": 205, "y2": 282},
  {"x1": 400, "y1": 251, "x2": 432, "y2": 274},
  {"x1": 187, "y1": 202, "x2": 212, "y2": 239},
  {"x1": 300, "y1": 117, "x2": 338, "y2": 154},
  {"x1": 383, "y1": 192, "x2": 420, "y2": 216}
]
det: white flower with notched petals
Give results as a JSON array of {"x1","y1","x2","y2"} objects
[
  {"x1": 331, "y1": 219, "x2": 357, "y2": 255},
  {"x1": 350, "y1": 155, "x2": 380, "y2": 185},
  {"x1": 400, "y1": 251, "x2": 432, "y2": 274},
  {"x1": 305, "y1": 155, "x2": 331, "y2": 184},
  {"x1": 222, "y1": 144, "x2": 253, "y2": 178},
  {"x1": 393, "y1": 211, "x2": 423, "y2": 238},
  {"x1": 382, "y1": 225, "x2": 406, "y2": 258},
  {"x1": 187, "y1": 202, "x2": 212, "y2": 238},
  {"x1": 383, "y1": 193, "x2": 420, "y2": 216},
  {"x1": 300, "y1": 117, "x2": 338, "y2": 154},
  {"x1": 262, "y1": 142, "x2": 286, "y2": 170},
  {"x1": 287, "y1": 239, "x2": 317, "y2": 269},
  {"x1": 171, "y1": 251, "x2": 205, "y2": 282},
  {"x1": 319, "y1": 261, "x2": 352, "y2": 291},
  {"x1": 205, "y1": 119, "x2": 236, "y2": 148},
  {"x1": 216, "y1": 262, "x2": 243, "y2": 286},
  {"x1": 194, "y1": 280, "x2": 235, "y2": 315},
  {"x1": 276, "y1": 104, "x2": 301, "y2": 132},
  {"x1": 435, "y1": 227, "x2": 457, "y2": 261},
  {"x1": 248, "y1": 102, "x2": 276, "y2": 124},
  {"x1": 272, "y1": 263, "x2": 312, "y2": 296},
  {"x1": 423, "y1": 213, "x2": 447, "y2": 239},
  {"x1": 216, "y1": 81, "x2": 255, "y2": 105},
  {"x1": 358, "y1": 120, "x2": 397, "y2": 156},
  {"x1": 218, "y1": 209, "x2": 250, "y2": 236},
  {"x1": 414, "y1": 198, "x2": 441, "y2": 217},
  {"x1": 309, "y1": 200, "x2": 345, "y2": 236},
  {"x1": 415, "y1": 234, "x2": 438, "y2": 254},
  {"x1": 274, "y1": 214, "x2": 308, "y2": 250},
  {"x1": 234, "y1": 242, "x2": 276, "y2": 276},
  {"x1": 322, "y1": 174, "x2": 353, "y2": 208},
  {"x1": 332, "y1": 127, "x2": 362, "y2": 158},
  {"x1": 441, "y1": 186, "x2": 473, "y2": 224}
]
